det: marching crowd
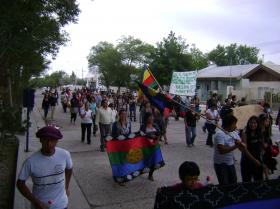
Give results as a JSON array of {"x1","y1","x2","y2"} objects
[
  {"x1": 16, "y1": 86, "x2": 280, "y2": 209},
  {"x1": 42, "y1": 86, "x2": 279, "y2": 185}
]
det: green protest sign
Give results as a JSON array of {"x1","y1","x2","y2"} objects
[{"x1": 169, "y1": 71, "x2": 197, "y2": 96}]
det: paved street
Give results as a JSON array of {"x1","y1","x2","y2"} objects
[{"x1": 15, "y1": 91, "x2": 280, "y2": 209}]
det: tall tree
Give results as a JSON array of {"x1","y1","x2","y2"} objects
[
  {"x1": 190, "y1": 44, "x2": 208, "y2": 70},
  {"x1": 117, "y1": 36, "x2": 155, "y2": 67},
  {"x1": 88, "y1": 42, "x2": 130, "y2": 88},
  {"x1": 0, "y1": 0, "x2": 80, "y2": 105},
  {"x1": 149, "y1": 31, "x2": 192, "y2": 85},
  {"x1": 207, "y1": 43, "x2": 261, "y2": 66}
]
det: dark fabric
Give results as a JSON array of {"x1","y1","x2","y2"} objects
[
  {"x1": 240, "y1": 158, "x2": 263, "y2": 182},
  {"x1": 137, "y1": 81, "x2": 174, "y2": 112},
  {"x1": 184, "y1": 111, "x2": 197, "y2": 127},
  {"x1": 71, "y1": 112, "x2": 77, "y2": 122},
  {"x1": 43, "y1": 106, "x2": 49, "y2": 118},
  {"x1": 49, "y1": 95, "x2": 57, "y2": 106},
  {"x1": 36, "y1": 126, "x2": 63, "y2": 140},
  {"x1": 154, "y1": 179, "x2": 280, "y2": 209},
  {"x1": 140, "y1": 123, "x2": 161, "y2": 139},
  {"x1": 111, "y1": 121, "x2": 131, "y2": 138},
  {"x1": 99, "y1": 123, "x2": 111, "y2": 149},
  {"x1": 129, "y1": 109, "x2": 136, "y2": 121},
  {"x1": 206, "y1": 123, "x2": 216, "y2": 146},
  {"x1": 81, "y1": 123, "x2": 92, "y2": 143},
  {"x1": 214, "y1": 163, "x2": 237, "y2": 186}
]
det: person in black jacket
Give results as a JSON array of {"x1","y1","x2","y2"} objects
[
  {"x1": 70, "y1": 93, "x2": 79, "y2": 124},
  {"x1": 42, "y1": 92, "x2": 50, "y2": 119},
  {"x1": 184, "y1": 104, "x2": 199, "y2": 147}
]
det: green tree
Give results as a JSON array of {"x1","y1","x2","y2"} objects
[
  {"x1": 117, "y1": 36, "x2": 155, "y2": 67},
  {"x1": 0, "y1": 0, "x2": 80, "y2": 106},
  {"x1": 88, "y1": 42, "x2": 128, "y2": 88},
  {"x1": 149, "y1": 31, "x2": 193, "y2": 85},
  {"x1": 207, "y1": 43, "x2": 261, "y2": 66},
  {"x1": 190, "y1": 44, "x2": 208, "y2": 70}
]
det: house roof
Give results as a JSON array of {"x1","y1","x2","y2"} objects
[
  {"x1": 197, "y1": 64, "x2": 259, "y2": 79},
  {"x1": 263, "y1": 63, "x2": 280, "y2": 74}
]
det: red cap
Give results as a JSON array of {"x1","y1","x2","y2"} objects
[{"x1": 36, "y1": 126, "x2": 63, "y2": 140}]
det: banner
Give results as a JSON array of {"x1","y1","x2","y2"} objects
[
  {"x1": 233, "y1": 105, "x2": 263, "y2": 130},
  {"x1": 154, "y1": 179, "x2": 280, "y2": 209},
  {"x1": 169, "y1": 71, "x2": 197, "y2": 96},
  {"x1": 106, "y1": 134, "x2": 165, "y2": 183}
]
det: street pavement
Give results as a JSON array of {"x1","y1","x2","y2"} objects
[{"x1": 15, "y1": 91, "x2": 280, "y2": 209}]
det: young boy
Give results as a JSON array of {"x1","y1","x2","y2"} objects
[{"x1": 172, "y1": 161, "x2": 204, "y2": 189}]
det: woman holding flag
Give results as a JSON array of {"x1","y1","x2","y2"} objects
[
  {"x1": 140, "y1": 112, "x2": 161, "y2": 181},
  {"x1": 112, "y1": 109, "x2": 132, "y2": 139}
]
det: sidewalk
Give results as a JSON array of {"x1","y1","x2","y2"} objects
[{"x1": 14, "y1": 104, "x2": 91, "y2": 209}]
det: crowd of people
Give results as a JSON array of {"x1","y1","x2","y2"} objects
[
  {"x1": 21, "y1": 86, "x2": 278, "y2": 208},
  {"x1": 42, "y1": 87, "x2": 279, "y2": 182}
]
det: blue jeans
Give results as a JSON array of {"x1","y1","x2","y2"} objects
[
  {"x1": 214, "y1": 163, "x2": 237, "y2": 185},
  {"x1": 185, "y1": 126, "x2": 196, "y2": 145}
]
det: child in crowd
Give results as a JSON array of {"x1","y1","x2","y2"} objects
[{"x1": 172, "y1": 161, "x2": 204, "y2": 190}]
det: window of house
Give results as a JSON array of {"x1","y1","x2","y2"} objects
[{"x1": 258, "y1": 87, "x2": 270, "y2": 99}]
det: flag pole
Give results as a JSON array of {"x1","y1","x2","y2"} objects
[{"x1": 141, "y1": 82, "x2": 231, "y2": 135}]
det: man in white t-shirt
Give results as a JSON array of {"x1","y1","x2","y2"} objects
[
  {"x1": 17, "y1": 126, "x2": 73, "y2": 209},
  {"x1": 213, "y1": 115, "x2": 245, "y2": 185}
]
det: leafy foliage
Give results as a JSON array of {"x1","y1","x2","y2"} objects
[
  {"x1": 0, "y1": 0, "x2": 80, "y2": 105},
  {"x1": 87, "y1": 37, "x2": 151, "y2": 89},
  {"x1": 189, "y1": 44, "x2": 208, "y2": 70},
  {"x1": 207, "y1": 43, "x2": 261, "y2": 66},
  {"x1": 149, "y1": 31, "x2": 193, "y2": 85}
]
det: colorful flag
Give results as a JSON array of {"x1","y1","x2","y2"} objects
[
  {"x1": 138, "y1": 66, "x2": 158, "y2": 100},
  {"x1": 137, "y1": 81, "x2": 174, "y2": 112},
  {"x1": 106, "y1": 135, "x2": 165, "y2": 183},
  {"x1": 143, "y1": 67, "x2": 157, "y2": 89}
]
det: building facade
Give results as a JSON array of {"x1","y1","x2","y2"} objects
[{"x1": 197, "y1": 64, "x2": 280, "y2": 102}]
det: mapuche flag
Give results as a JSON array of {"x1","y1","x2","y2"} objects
[{"x1": 106, "y1": 134, "x2": 165, "y2": 183}]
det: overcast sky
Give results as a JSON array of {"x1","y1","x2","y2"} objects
[{"x1": 49, "y1": 0, "x2": 280, "y2": 77}]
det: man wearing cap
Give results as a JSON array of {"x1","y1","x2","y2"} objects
[{"x1": 17, "y1": 126, "x2": 73, "y2": 209}]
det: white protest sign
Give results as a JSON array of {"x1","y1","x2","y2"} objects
[{"x1": 169, "y1": 71, "x2": 197, "y2": 96}]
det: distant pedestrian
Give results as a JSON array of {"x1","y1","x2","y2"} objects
[
  {"x1": 42, "y1": 92, "x2": 50, "y2": 119},
  {"x1": 205, "y1": 104, "x2": 219, "y2": 147},
  {"x1": 96, "y1": 99, "x2": 113, "y2": 152},
  {"x1": 80, "y1": 102, "x2": 93, "y2": 144},
  {"x1": 129, "y1": 95, "x2": 137, "y2": 122},
  {"x1": 184, "y1": 104, "x2": 199, "y2": 147},
  {"x1": 89, "y1": 96, "x2": 97, "y2": 136},
  {"x1": 17, "y1": 126, "x2": 73, "y2": 209},
  {"x1": 70, "y1": 93, "x2": 79, "y2": 124},
  {"x1": 49, "y1": 91, "x2": 58, "y2": 121}
]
